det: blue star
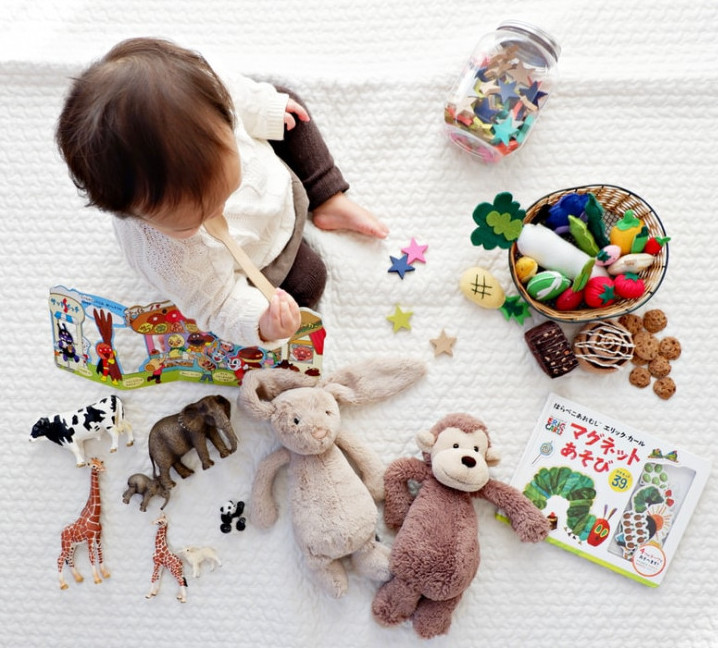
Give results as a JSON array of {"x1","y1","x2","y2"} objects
[
  {"x1": 497, "y1": 78, "x2": 519, "y2": 103},
  {"x1": 522, "y1": 81, "x2": 547, "y2": 108},
  {"x1": 474, "y1": 97, "x2": 499, "y2": 123},
  {"x1": 388, "y1": 254, "x2": 415, "y2": 279}
]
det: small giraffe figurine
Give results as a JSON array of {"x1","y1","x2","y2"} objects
[
  {"x1": 146, "y1": 513, "x2": 187, "y2": 603},
  {"x1": 57, "y1": 457, "x2": 110, "y2": 590}
]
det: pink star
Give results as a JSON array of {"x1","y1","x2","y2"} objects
[{"x1": 401, "y1": 238, "x2": 428, "y2": 264}]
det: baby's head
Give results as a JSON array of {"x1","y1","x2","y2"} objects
[{"x1": 57, "y1": 38, "x2": 240, "y2": 237}]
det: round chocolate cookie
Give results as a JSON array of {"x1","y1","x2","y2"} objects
[
  {"x1": 659, "y1": 336, "x2": 682, "y2": 360},
  {"x1": 653, "y1": 376, "x2": 676, "y2": 400},
  {"x1": 643, "y1": 309, "x2": 668, "y2": 333},
  {"x1": 618, "y1": 313, "x2": 643, "y2": 337},
  {"x1": 629, "y1": 366, "x2": 651, "y2": 388},
  {"x1": 634, "y1": 335, "x2": 660, "y2": 361},
  {"x1": 648, "y1": 355, "x2": 672, "y2": 378}
]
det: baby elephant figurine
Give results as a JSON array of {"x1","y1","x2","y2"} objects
[
  {"x1": 122, "y1": 473, "x2": 171, "y2": 511},
  {"x1": 239, "y1": 357, "x2": 426, "y2": 598},
  {"x1": 149, "y1": 395, "x2": 237, "y2": 490}
]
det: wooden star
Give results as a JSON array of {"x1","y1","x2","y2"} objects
[
  {"x1": 386, "y1": 305, "x2": 413, "y2": 333},
  {"x1": 430, "y1": 329, "x2": 456, "y2": 357},
  {"x1": 401, "y1": 238, "x2": 428, "y2": 264},
  {"x1": 388, "y1": 253, "x2": 415, "y2": 279}
]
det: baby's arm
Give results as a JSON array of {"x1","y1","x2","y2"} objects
[
  {"x1": 220, "y1": 73, "x2": 290, "y2": 140},
  {"x1": 113, "y1": 217, "x2": 296, "y2": 348}
]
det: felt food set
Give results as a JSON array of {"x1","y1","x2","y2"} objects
[{"x1": 508, "y1": 184, "x2": 669, "y2": 322}]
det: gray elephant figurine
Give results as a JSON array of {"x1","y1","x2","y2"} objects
[
  {"x1": 149, "y1": 395, "x2": 237, "y2": 490},
  {"x1": 123, "y1": 473, "x2": 172, "y2": 511}
]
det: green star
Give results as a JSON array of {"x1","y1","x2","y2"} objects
[{"x1": 386, "y1": 305, "x2": 413, "y2": 333}]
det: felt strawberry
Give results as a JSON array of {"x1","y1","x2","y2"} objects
[
  {"x1": 555, "y1": 258, "x2": 594, "y2": 311},
  {"x1": 643, "y1": 236, "x2": 671, "y2": 255},
  {"x1": 614, "y1": 272, "x2": 645, "y2": 299},
  {"x1": 584, "y1": 276, "x2": 616, "y2": 308}
]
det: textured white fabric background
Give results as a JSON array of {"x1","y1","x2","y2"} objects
[{"x1": 2, "y1": 1, "x2": 716, "y2": 647}]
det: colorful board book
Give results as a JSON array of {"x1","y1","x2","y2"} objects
[
  {"x1": 499, "y1": 393, "x2": 710, "y2": 586},
  {"x1": 49, "y1": 285, "x2": 325, "y2": 389}
]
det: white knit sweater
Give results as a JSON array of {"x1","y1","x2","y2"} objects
[{"x1": 113, "y1": 75, "x2": 293, "y2": 348}]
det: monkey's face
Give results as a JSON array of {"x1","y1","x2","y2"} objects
[{"x1": 428, "y1": 427, "x2": 493, "y2": 492}]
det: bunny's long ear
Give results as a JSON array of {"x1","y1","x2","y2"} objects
[
  {"x1": 238, "y1": 367, "x2": 318, "y2": 420},
  {"x1": 322, "y1": 357, "x2": 426, "y2": 405}
]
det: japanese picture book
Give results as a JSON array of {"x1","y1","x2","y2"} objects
[{"x1": 499, "y1": 393, "x2": 710, "y2": 586}]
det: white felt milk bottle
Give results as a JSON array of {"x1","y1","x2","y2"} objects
[
  {"x1": 517, "y1": 223, "x2": 608, "y2": 280},
  {"x1": 444, "y1": 21, "x2": 560, "y2": 162}
]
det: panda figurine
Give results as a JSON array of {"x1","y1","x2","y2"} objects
[{"x1": 220, "y1": 499, "x2": 246, "y2": 533}]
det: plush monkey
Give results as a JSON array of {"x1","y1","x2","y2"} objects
[{"x1": 372, "y1": 413, "x2": 550, "y2": 639}]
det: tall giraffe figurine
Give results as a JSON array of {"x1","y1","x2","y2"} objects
[
  {"x1": 57, "y1": 457, "x2": 110, "y2": 589},
  {"x1": 146, "y1": 513, "x2": 187, "y2": 603}
]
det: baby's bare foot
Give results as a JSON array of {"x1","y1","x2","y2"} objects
[{"x1": 313, "y1": 193, "x2": 389, "y2": 238}]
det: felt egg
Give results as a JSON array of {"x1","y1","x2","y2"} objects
[
  {"x1": 515, "y1": 256, "x2": 538, "y2": 283},
  {"x1": 595, "y1": 244, "x2": 622, "y2": 267},
  {"x1": 460, "y1": 266, "x2": 505, "y2": 309},
  {"x1": 614, "y1": 273, "x2": 646, "y2": 299},
  {"x1": 584, "y1": 276, "x2": 616, "y2": 308},
  {"x1": 607, "y1": 253, "x2": 654, "y2": 276},
  {"x1": 526, "y1": 270, "x2": 571, "y2": 301}
]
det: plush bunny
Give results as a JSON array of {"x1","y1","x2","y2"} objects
[{"x1": 238, "y1": 357, "x2": 426, "y2": 598}]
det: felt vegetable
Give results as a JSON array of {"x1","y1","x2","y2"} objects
[
  {"x1": 614, "y1": 272, "x2": 646, "y2": 299},
  {"x1": 607, "y1": 252, "x2": 654, "y2": 276},
  {"x1": 471, "y1": 192, "x2": 525, "y2": 250},
  {"x1": 517, "y1": 223, "x2": 608, "y2": 280},
  {"x1": 584, "y1": 276, "x2": 616, "y2": 308},
  {"x1": 555, "y1": 259, "x2": 594, "y2": 311},
  {"x1": 595, "y1": 244, "x2": 621, "y2": 267},
  {"x1": 643, "y1": 236, "x2": 671, "y2": 255},
  {"x1": 545, "y1": 192, "x2": 589, "y2": 233},
  {"x1": 515, "y1": 256, "x2": 538, "y2": 283},
  {"x1": 568, "y1": 215, "x2": 599, "y2": 256},
  {"x1": 584, "y1": 193, "x2": 610, "y2": 248},
  {"x1": 630, "y1": 225, "x2": 650, "y2": 253},
  {"x1": 527, "y1": 270, "x2": 570, "y2": 301},
  {"x1": 609, "y1": 210, "x2": 644, "y2": 255}
]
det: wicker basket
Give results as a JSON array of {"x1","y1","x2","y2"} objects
[{"x1": 509, "y1": 184, "x2": 669, "y2": 323}]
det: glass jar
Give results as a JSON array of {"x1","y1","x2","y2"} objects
[{"x1": 444, "y1": 20, "x2": 560, "y2": 162}]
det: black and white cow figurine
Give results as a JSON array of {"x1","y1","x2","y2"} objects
[{"x1": 30, "y1": 395, "x2": 134, "y2": 466}]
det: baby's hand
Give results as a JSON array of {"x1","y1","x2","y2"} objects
[
  {"x1": 284, "y1": 98, "x2": 310, "y2": 131},
  {"x1": 258, "y1": 289, "x2": 301, "y2": 342}
]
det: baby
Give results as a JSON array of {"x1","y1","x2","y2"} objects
[{"x1": 56, "y1": 37, "x2": 387, "y2": 347}]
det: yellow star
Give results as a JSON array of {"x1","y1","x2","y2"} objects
[
  {"x1": 430, "y1": 329, "x2": 456, "y2": 357},
  {"x1": 386, "y1": 305, "x2": 413, "y2": 333}
]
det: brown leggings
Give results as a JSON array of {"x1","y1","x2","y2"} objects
[{"x1": 268, "y1": 85, "x2": 348, "y2": 309}]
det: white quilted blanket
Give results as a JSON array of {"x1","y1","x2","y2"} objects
[{"x1": 2, "y1": 1, "x2": 717, "y2": 646}]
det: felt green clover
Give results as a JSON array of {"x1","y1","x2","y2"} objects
[{"x1": 471, "y1": 192, "x2": 525, "y2": 250}]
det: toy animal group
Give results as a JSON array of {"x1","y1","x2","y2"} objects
[
  {"x1": 37, "y1": 394, "x2": 235, "y2": 602},
  {"x1": 40, "y1": 358, "x2": 551, "y2": 633}
]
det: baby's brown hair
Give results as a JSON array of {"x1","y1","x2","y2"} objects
[{"x1": 56, "y1": 37, "x2": 236, "y2": 216}]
